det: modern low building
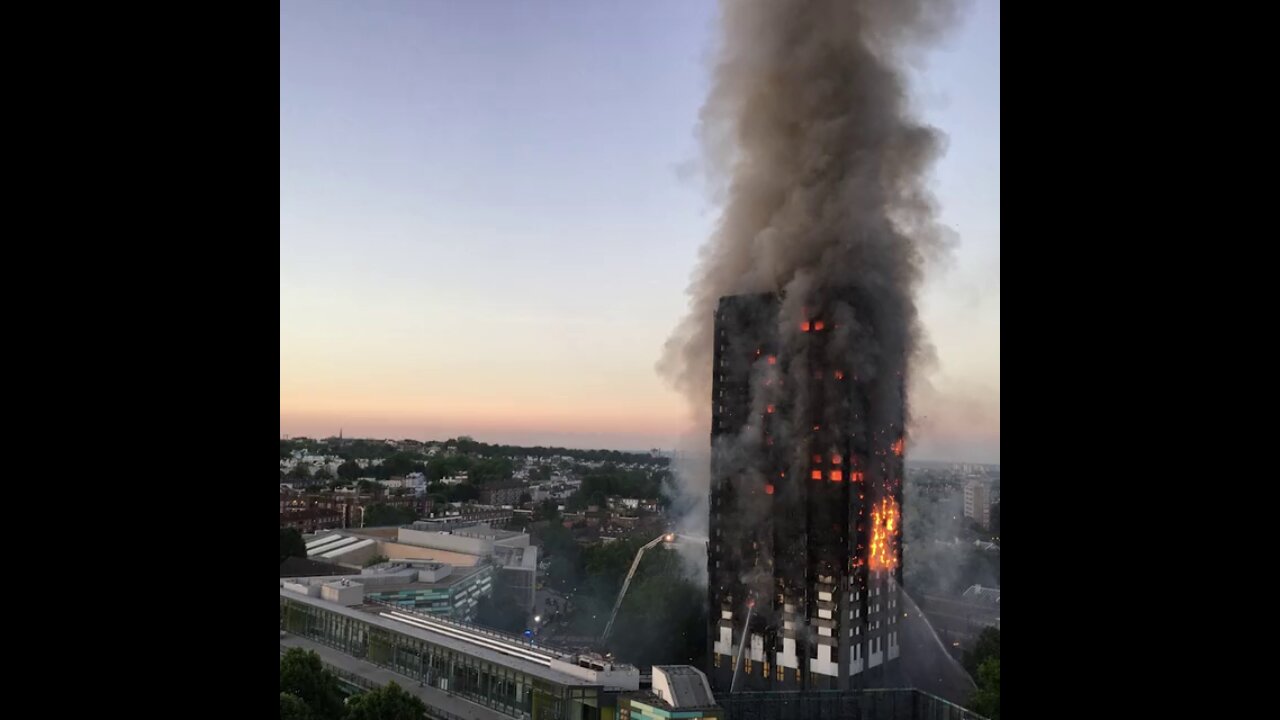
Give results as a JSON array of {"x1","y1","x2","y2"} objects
[
  {"x1": 299, "y1": 524, "x2": 537, "y2": 613},
  {"x1": 360, "y1": 561, "x2": 494, "y2": 621},
  {"x1": 620, "y1": 666, "x2": 723, "y2": 720},
  {"x1": 280, "y1": 586, "x2": 641, "y2": 719},
  {"x1": 396, "y1": 524, "x2": 539, "y2": 612}
]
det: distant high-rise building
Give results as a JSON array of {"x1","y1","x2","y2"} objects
[
  {"x1": 707, "y1": 290, "x2": 905, "y2": 693},
  {"x1": 963, "y1": 479, "x2": 992, "y2": 529}
]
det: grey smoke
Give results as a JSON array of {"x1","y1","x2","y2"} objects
[{"x1": 660, "y1": 0, "x2": 960, "y2": 544}]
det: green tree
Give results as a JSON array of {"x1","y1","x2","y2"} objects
[
  {"x1": 337, "y1": 460, "x2": 361, "y2": 481},
  {"x1": 363, "y1": 503, "x2": 416, "y2": 527},
  {"x1": 344, "y1": 682, "x2": 427, "y2": 720},
  {"x1": 363, "y1": 555, "x2": 389, "y2": 568},
  {"x1": 280, "y1": 528, "x2": 307, "y2": 563},
  {"x1": 963, "y1": 627, "x2": 1000, "y2": 677},
  {"x1": 288, "y1": 463, "x2": 314, "y2": 481},
  {"x1": 280, "y1": 693, "x2": 312, "y2": 720},
  {"x1": 447, "y1": 483, "x2": 480, "y2": 503},
  {"x1": 279, "y1": 648, "x2": 344, "y2": 720},
  {"x1": 314, "y1": 466, "x2": 335, "y2": 481},
  {"x1": 540, "y1": 523, "x2": 578, "y2": 560},
  {"x1": 473, "y1": 591, "x2": 528, "y2": 634},
  {"x1": 381, "y1": 452, "x2": 420, "y2": 477},
  {"x1": 969, "y1": 657, "x2": 1000, "y2": 719},
  {"x1": 469, "y1": 457, "x2": 514, "y2": 485},
  {"x1": 546, "y1": 556, "x2": 576, "y2": 593}
]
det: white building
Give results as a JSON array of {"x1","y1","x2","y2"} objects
[{"x1": 963, "y1": 479, "x2": 993, "y2": 529}]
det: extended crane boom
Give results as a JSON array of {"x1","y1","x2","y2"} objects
[{"x1": 600, "y1": 532, "x2": 694, "y2": 644}]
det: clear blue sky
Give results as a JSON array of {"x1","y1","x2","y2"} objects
[{"x1": 281, "y1": 0, "x2": 1000, "y2": 463}]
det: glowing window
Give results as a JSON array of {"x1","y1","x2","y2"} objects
[
  {"x1": 800, "y1": 321, "x2": 811, "y2": 332},
  {"x1": 834, "y1": 370, "x2": 845, "y2": 380},
  {"x1": 813, "y1": 454, "x2": 823, "y2": 464},
  {"x1": 767, "y1": 355, "x2": 777, "y2": 365},
  {"x1": 830, "y1": 471, "x2": 843, "y2": 482},
  {"x1": 764, "y1": 484, "x2": 775, "y2": 495},
  {"x1": 811, "y1": 470, "x2": 822, "y2": 480},
  {"x1": 813, "y1": 321, "x2": 825, "y2": 331},
  {"x1": 766, "y1": 405, "x2": 775, "y2": 414}
]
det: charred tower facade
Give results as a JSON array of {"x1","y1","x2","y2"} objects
[{"x1": 707, "y1": 290, "x2": 905, "y2": 693}]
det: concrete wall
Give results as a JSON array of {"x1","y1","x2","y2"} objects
[
  {"x1": 378, "y1": 542, "x2": 480, "y2": 567},
  {"x1": 321, "y1": 581, "x2": 364, "y2": 606},
  {"x1": 417, "y1": 564, "x2": 453, "y2": 583},
  {"x1": 549, "y1": 659, "x2": 640, "y2": 691},
  {"x1": 283, "y1": 581, "x2": 321, "y2": 597},
  {"x1": 397, "y1": 527, "x2": 492, "y2": 556},
  {"x1": 494, "y1": 534, "x2": 531, "y2": 551}
]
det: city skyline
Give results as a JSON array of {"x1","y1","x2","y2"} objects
[{"x1": 280, "y1": 0, "x2": 1000, "y2": 463}]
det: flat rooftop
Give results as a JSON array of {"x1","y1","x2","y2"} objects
[
  {"x1": 281, "y1": 588, "x2": 604, "y2": 687},
  {"x1": 653, "y1": 665, "x2": 716, "y2": 709},
  {"x1": 446, "y1": 525, "x2": 524, "y2": 541},
  {"x1": 362, "y1": 563, "x2": 488, "y2": 590}
]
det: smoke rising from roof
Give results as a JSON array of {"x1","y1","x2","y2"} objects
[
  {"x1": 661, "y1": 0, "x2": 957, "y2": 412},
  {"x1": 659, "y1": 0, "x2": 960, "y2": 542}
]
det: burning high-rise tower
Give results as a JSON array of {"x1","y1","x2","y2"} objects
[
  {"x1": 707, "y1": 288, "x2": 905, "y2": 693},
  {"x1": 660, "y1": 0, "x2": 954, "y2": 695}
]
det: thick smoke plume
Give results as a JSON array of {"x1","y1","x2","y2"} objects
[{"x1": 660, "y1": 0, "x2": 958, "y2": 546}]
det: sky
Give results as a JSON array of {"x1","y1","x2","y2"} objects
[{"x1": 281, "y1": 0, "x2": 1000, "y2": 463}]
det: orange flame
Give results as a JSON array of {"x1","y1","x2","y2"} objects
[
  {"x1": 800, "y1": 321, "x2": 811, "y2": 332},
  {"x1": 811, "y1": 470, "x2": 822, "y2": 480},
  {"x1": 834, "y1": 370, "x2": 845, "y2": 380},
  {"x1": 764, "y1": 484, "x2": 775, "y2": 495},
  {"x1": 829, "y1": 470, "x2": 843, "y2": 482},
  {"x1": 813, "y1": 321, "x2": 825, "y2": 331},
  {"x1": 892, "y1": 437, "x2": 904, "y2": 457},
  {"x1": 867, "y1": 497, "x2": 901, "y2": 571}
]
